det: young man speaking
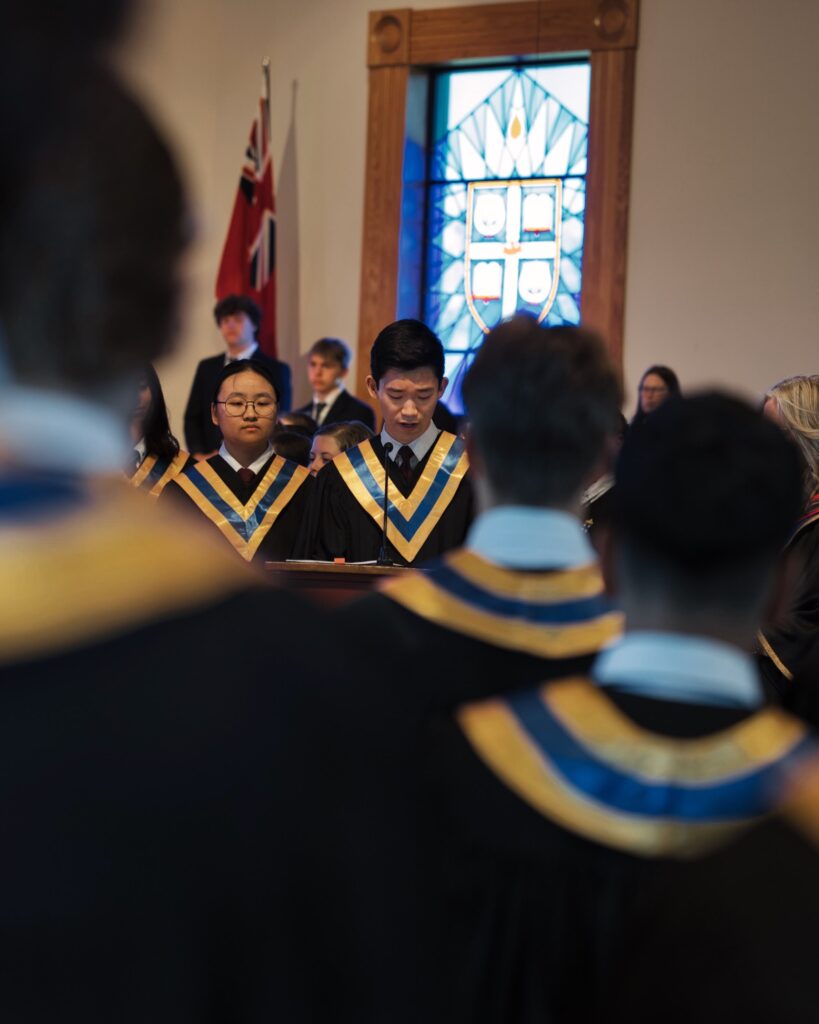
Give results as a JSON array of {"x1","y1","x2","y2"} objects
[{"x1": 298, "y1": 319, "x2": 473, "y2": 565}]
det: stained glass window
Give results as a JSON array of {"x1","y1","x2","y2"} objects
[{"x1": 422, "y1": 63, "x2": 590, "y2": 411}]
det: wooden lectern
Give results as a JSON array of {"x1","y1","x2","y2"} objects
[{"x1": 264, "y1": 561, "x2": 409, "y2": 607}]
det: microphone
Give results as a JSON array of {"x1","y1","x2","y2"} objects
[{"x1": 377, "y1": 441, "x2": 394, "y2": 566}]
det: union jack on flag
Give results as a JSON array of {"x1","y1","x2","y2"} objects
[{"x1": 215, "y1": 76, "x2": 277, "y2": 356}]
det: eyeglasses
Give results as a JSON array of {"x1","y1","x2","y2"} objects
[
  {"x1": 639, "y1": 385, "x2": 669, "y2": 395},
  {"x1": 216, "y1": 397, "x2": 277, "y2": 417}
]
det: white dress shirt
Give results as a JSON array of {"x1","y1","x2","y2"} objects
[
  {"x1": 311, "y1": 385, "x2": 343, "y2": 425},
  {"x1": 380, "y1": 419, "x2": 439, "y2": 466},
  {"x1": 224, "y1": 342, "x2": 259, "y2": 365},
  {"x1": 218, "y1": 442, "x2": 274, "y2": 475}
]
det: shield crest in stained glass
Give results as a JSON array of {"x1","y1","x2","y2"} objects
[
  {"x1": 464, "y1": 179, "x2": 563, "y2": 334},
  {"x1": 420, "y1": 62, "x2": 590, "y2": 413}
]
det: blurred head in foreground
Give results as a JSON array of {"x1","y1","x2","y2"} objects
[
  {"x1": 461, "y1": 315, "x2": 622, "y2": 512},
  {"x1": 610, "y1": 393, "x2": 804, "y2": 643},
  {"x1": 0, "y1": 63, "x2": 187, "y2": 407}
]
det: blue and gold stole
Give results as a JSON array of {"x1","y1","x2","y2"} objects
[
  {"x1": 128, "y1": 451, "x2": 190, "y2": 498},
  {"x1": 457, "y1": 676, "x2": 815, "y2": 858},
  {"x1": 381, "y1": 548, "x2": 623, "y2": 658},
  {"x1": 334, "y1": 432, "x2": 469, "y2": 563},
  {"x1": 0, "y1": 474, "x2": 250, "y2": 664},
  {"x1": 174, "y1": 456, "x2": 310, "y2": 561}
]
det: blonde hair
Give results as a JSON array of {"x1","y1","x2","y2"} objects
[{"x1": 766, "y1": 375, "x2": 819, "y2": 496}]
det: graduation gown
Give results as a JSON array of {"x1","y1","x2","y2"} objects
[
  {"x1": 0, "y1": 468, "x2": 347, "y2": 1022},
  {"x1": 298, "y1": 431, "x2": 473, "y2": 565},
  {"x1": 416, "y1": 680, "x2": 814, "y2": 1024},
  {"x1": 758, "y1": 494, "x2": 819, "y2": 695},
  {"x1": 126, "y1": 449, "x2": 192, "y2": 497},
  {"x1": 167, "y1": 451, "x2": 312, "y2": 563},
  {"x1": 611, "y1": 761, "x2": 819, "y2": 1024},
  {"x1": 303, "y1": 550, "x2": 624, "y2": 1023}
]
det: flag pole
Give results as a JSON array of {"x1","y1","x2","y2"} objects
[
  {"x1": 261, "y1": 57, "x2": 271, "y2": 159},
  {"x1": 262, "y1": 56, "x2": 271, "y2": 102}
]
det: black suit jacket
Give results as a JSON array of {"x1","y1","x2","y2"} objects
[
  {"x1": 294, "y1": 390, "x2": 376, "y2": 431},
  {"x1": 183, "y1": 349, "x2": 292, "y2": 453}
]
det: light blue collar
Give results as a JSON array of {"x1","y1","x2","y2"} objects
[
  {"x1": 593, "y1": 631, "x2": 762, "y2": 708},
  {"x1": 0, "y1": 386, "x2": 128, "y2": 474},
  {"x1": 381, "y1": 419, "x2": 440, "y2": 463},
  {"x1": 466, "y1": 505, "x2": 596, "y2": 569}
]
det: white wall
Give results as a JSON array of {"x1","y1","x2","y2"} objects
[{"x1": 116, "y1": 0, "x2": 819, "y2": 431}]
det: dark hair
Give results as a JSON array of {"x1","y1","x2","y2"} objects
[
  {"x1": 277, "y1": 412, "x2": 318, "y2": 437},
  {"x1": 2, "y1": 4, "x2": 134, "y2": 233},
  {"x1": 309, "y1": 337, "x2": 351, "y2": 371},
  {"x1": 631, "y1": 364, "x2": 681, "y2": 427},
  {"x1": 213, "y1": 295, "x2": 262, "y2": 338},
  {"x1": 315, "y1": 420, "x2": 374, "y2": 451},
  {"x1": 211, "y1": 358, "x2": 280, "y2": 404},
  {"x1": 370, "y1": 319, "x2": 445, "y2": 384},
  {"x1": 140, "y1": 364, "x2": 180, "y2": 461},
  {"x1": 462, "y1": 317, "x2": 622, "y2": 506},
  {"x1": 272, "y1": 431, "x2": 311, "y2": 467},
  {"x1": 614, "y1": 392, "x2": 804, "y2": 611},
  {"x1": 0, "y1": 66, "x2": 187, "y2": 389}
]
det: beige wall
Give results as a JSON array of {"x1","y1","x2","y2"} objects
[{"x1": 117, "y1": 0, "x2": 819, "y2": 432}]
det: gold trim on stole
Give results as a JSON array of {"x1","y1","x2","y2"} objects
[
  {"x1": 0, "y1": 491, "x2": 252, "y2": 663},
  {"x1": 174, "y1": 457, "x2": 309, "y2": 561},
  {"x1": 457, "y1": 677, "x2": 809, "y2": 859},
  {"x1": 129, "y1": 450, "x2": 190, "y2": 497},
  {"x1": 381, "y1": 549, "x2": 623, "y2": 658},
  {"x1": 757, "y1": 630, "x2": 794, "y2": 682},
  {"x1": 333, "y1": 432, "x2": 470, "y2": 563}
]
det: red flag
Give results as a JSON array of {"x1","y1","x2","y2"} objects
[{"x1": 215, "y1": 81, "x2": 277, "y2": 356}]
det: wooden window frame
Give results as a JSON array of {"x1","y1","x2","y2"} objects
[{"x1": 356, "y1": 0, "x2": 639, "y2": 396}]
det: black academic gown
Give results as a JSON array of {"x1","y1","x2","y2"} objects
[
  {"x1": 297, "y1": 431, "x2": 473, "y2": 565},
  {"x1": 759, "y1": 503, "x2": 819, "y2": 697},
  {"x1": 0, "y1": 468, "x2": 345, "y2": 1023},
  {"x1": 165, "y1": 452, "x2": 312, "y2": 564},
  {"x1": 300, "y1": 550, "x2": 624, "y2": 1023},
  {"x1": 126, "y1": 449, "x2": 192, "y2": 497},
  {"x1": 414, "y1": 684, "x2": 813, "y2": 1024},
  {"x1": 610, "y1": 778, "x2": 819, "y2": 1024}
]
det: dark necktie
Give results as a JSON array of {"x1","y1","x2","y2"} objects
[
  {"x1": 238, "y1": 467, "x2": 255, "y2": 485},
  {"x1": 313, "y1": 401, "x2": 326, "y2": 422},
  {"x1": 394, "y1": 445, "x2": 415, "y2": 488}
]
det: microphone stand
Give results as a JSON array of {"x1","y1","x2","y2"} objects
[{"x1": 377, "y1": 441, "x2": 394, "y2": 566}]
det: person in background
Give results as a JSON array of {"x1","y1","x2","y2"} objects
[
  {"x1": 278, "y1": 410, "x2": 318, "y2": 437},
  {"x1": 294, "y1": 337, "x2": 376, "y2": 430},
  {"x1": 311, "y1": 318, "x2": 625, "y2": 1022},
  {"x1": 582, "y1": 409, "x2": 628, "y2": 547},
  {"x1": 183, "y1": 294, "x2": 292, "y2": 458},
  {"x1": 168, "y1": 359, "x2": 312, "y2": 564},
  {"x1": 631, "y1": 364, "x2": 680, "y2": 426},
  {"x1": 126, "y1": 363, "x2": 190, "y2": 497},
  {"x1": 298, "y1": 318, "x2": 473, "y2": 565},
  {"x1": 308, "y1": 420, "x2": 375, "y2": 477},
  {"x1": 758, "y1": 374, "x2": 819, "y2": 696},
  {"x1": 273, "y1": 429, "x2": 311, "y2": 468}
]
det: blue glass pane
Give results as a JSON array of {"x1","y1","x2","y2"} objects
[{"x1": 424, "y1": 62, "x2": 590, "y2": 383}]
